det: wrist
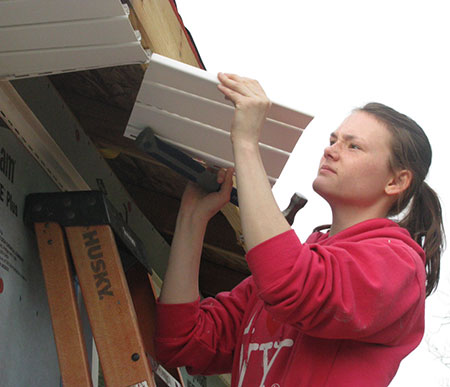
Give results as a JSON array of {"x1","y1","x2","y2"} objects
[
  {"x1": 177, "y1": 207, "x2": 209, "y2": 230},
  {"x1": 231, "y1": 137, "x2": 260, "y2": 153}
]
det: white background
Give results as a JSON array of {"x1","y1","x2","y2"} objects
[{"x1": 175, "y1": 1, "x2": 450, "y2": 385}]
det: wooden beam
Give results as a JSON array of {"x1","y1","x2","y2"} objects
[
  {"x1": 122, "y1": 182, "x2": 250, "y2": 294},
  {"x1": 123, "y1": 182, "x2": 248, "y2": 267},
  {"x1": 128, "y1": 0, "x2": 200, "y2": 67},
  {"x1": 0, "y1": 80, "x2": 90, "y2": 191}
]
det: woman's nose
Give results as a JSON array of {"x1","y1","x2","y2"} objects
[{"x1": 324, "y1": 143, "x2": 339, "y2": 160}]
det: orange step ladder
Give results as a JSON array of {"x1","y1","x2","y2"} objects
[{"x1": 25, "y1": 191, "x2": 183, "y2": 387}]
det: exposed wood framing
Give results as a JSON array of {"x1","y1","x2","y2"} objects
[
  {"x1": 34, "y1": 0, "x2": 249, "y2": 294},
  {"x1": 126, "y1": 0, "x2": 244, "y2": 247},
  {"x1": 127, "y1": 0, "x2": 200, "y2": 67},
  {"x1": 106, "y1": 157, "x2": 250, "y2": 293},
  {"x1": 0, "y1": 81, "x2": 90, "y2": 191}
]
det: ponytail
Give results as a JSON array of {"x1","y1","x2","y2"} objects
[
  {"x1": 397, "y1": 182, "x2": 445, "y2": 296},
  {"x1": 357, "y1": 102, "x2": 446, "y2": 297}
]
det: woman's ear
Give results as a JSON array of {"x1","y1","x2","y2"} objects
[{"x1": 385, "y1": 169, "x2": 413, "y2": 196}]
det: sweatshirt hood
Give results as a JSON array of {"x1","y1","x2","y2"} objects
[{"x1": 308, "y1": 218, "x2": 426, "y2": 264}]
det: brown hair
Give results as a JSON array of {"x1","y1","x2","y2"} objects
[{"x1": 356, "y1": 102, "x2": 445, "y2": 296}]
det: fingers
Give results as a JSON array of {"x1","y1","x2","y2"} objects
[
  {"x1": 217, "y1": 83, "x2": 233, "y2": 98},
  {"x1": 216, "y1": 167, "x2": 226, "y2": 184},
  {"x1": 217, "y1": 167, "x2": 233, "y2": 187},
  {"x1": 217, "y1": 81, "x2": 239, "y2": 106},
  {"x1": 218, "y1": 73, "x2": 244, "y2": 92},
  {"x1": 223, "y1": 167, "x2": 235, "y2": 189},
  {"x1": 186, "y1": 167, "x2": 232, "y2": 194},
  {"x1": 217, "y1": 167, "x2": 234, "y2": 198},
  {"x1": 218, "y1": 72, "x2": 264, "y2": 97}
]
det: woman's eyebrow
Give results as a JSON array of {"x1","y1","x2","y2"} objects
[{"x1": 330, "y1": 132, "x2": 364, "y2": 143}]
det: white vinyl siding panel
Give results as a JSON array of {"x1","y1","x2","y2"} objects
[
  {"x1": 125, "y1": 54, "x2": 314, "y2": 185},
  {"x1": 1, "y1": 17, "x2": 139, "y2": 52},
  {"x1": 0, "y1": 0, "x2": 149, "y2": 79},
  {"x1": 133, "y1": 80, "x2": 302, "y2": 153},
  {"x1": 0, "y1": 0, "x2": 126, "y2": 26},
  {"x1": 126, "y1": 104, "x2": 289, "y2": 181},
  {"x1": 138, "y1": 54, "x2": 313, "y2": 129}
]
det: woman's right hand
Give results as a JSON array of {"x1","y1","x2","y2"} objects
[
  {"x1": 217, "y1": 72, "x2": 271, "y2": 147},
  {"x1": 161, "y1": 170, "x2": 234, "y2": 304},
  {"x1": 179, "y1": 167, "x2": 235, "y2": 224}
]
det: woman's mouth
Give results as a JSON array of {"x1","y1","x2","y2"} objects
[{"x1": 319, "y1": 164, "x2": 336, "y2": 174}]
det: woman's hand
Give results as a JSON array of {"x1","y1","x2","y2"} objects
[
  {"x1": 217, "y1": 73, "x2": 291, "y2": 250},
  {"x1": 179, "y1": 167, "x2": 235, "y2": 224},
  {"x1": 160, "y1": 167, "x2": 234, "y2": 304},
  {"x1": 217, "y1": 73, "x2": 271, "y2": 146}
]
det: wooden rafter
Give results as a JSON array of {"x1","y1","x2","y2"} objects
[{"x1": 127, "y1": 0, "x2": 201, "y2": 67}]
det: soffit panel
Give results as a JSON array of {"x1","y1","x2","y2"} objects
[{"x1": 125, "y1": 54, "x2": 314, "y2": 184}]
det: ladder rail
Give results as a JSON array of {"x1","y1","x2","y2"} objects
[
  {"x1": 34, "y1": 222, "x2": 93, "y2": 387},
  {"x1": 66, "y1": 225, "x2": 155, "y2": 386}
]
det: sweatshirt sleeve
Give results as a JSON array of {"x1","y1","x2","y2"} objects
[
  {"x1": 246, "y1": 229, "x2": 426, "y2": 344},
  {"x1": 154, "y1": 276, "x2": 253, "y2": 375}
]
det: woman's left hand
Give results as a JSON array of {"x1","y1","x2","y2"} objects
[{"x1": 217, "y1": 73, "x2": 271, "y2": 147}]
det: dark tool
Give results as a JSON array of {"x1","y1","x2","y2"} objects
[
  {"x1": 136, "y1": 127, "x2": 239, "y2": 206},
  {"x1": 282, "y1": 192, "x2": 308, "y2": 225}
]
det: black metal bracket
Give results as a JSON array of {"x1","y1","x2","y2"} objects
[{"x1": 24, "y1": 191, "x2": 151, "y2": 273}]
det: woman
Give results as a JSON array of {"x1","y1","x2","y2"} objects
[{"x1": 154, "y1": 73, "x2": 445, "y2": 386}]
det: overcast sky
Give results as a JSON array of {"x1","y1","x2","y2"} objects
[{"x1": 175, "y1": 1, "x2": 450, "y2": 385}]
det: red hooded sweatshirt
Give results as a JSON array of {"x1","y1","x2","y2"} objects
[{"x1": 155, "y1": 218, "x2": 426, "y2": 386}]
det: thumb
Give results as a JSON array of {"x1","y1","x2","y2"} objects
[{"x1": 220, "y1": 167, "x2": 234, "y2": 196}]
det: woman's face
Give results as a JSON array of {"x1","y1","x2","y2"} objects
[{"x1": 312, "y1": 111, "x2": 395, "y2": 209}]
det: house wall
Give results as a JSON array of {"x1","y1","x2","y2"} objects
[{"x1": 0, "y1": 127, "x2": 61, "y2": 386}]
